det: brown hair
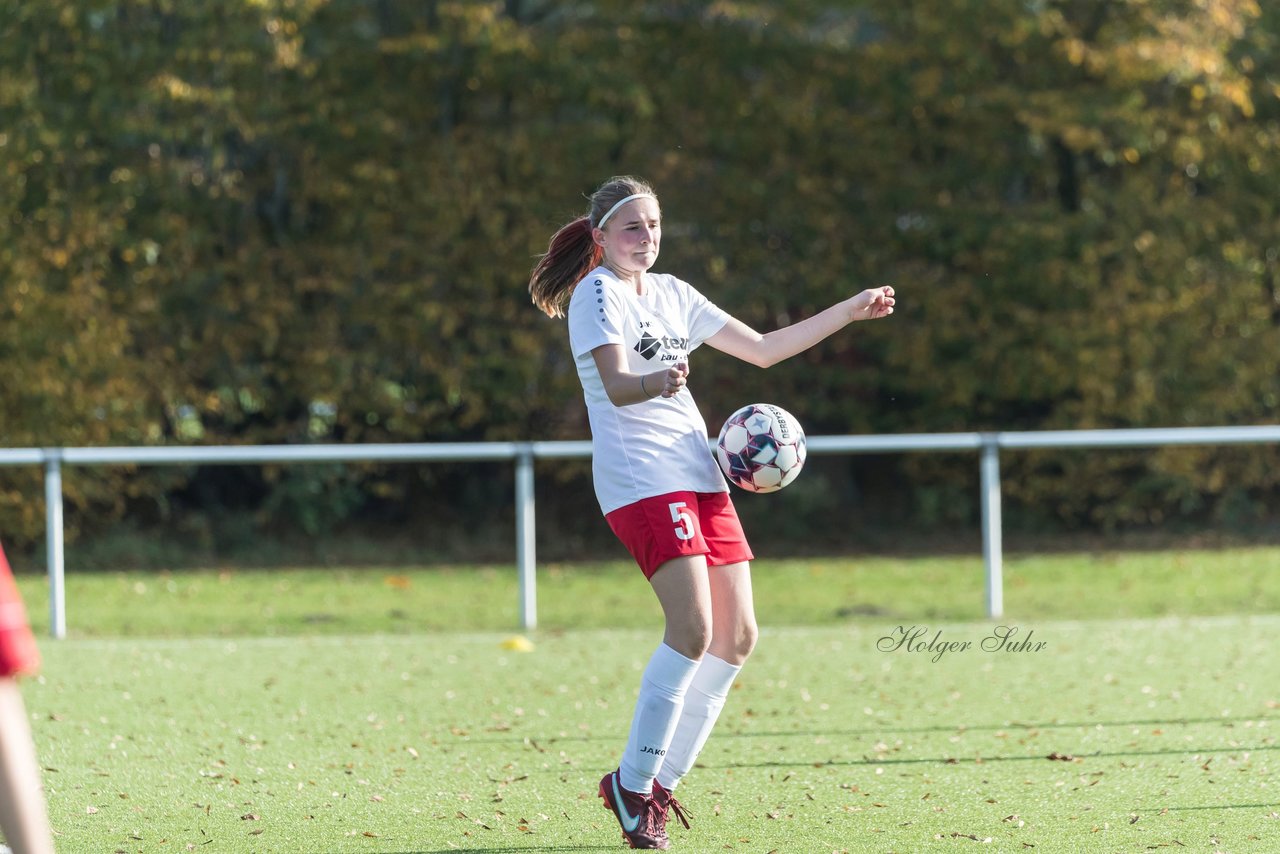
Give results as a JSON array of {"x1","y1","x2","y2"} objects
[{"x1": 528, "y1": 175, "x2": 658, "y2": 318}]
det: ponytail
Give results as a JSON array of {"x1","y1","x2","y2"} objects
[
  {"x1": 529, "y1": 216, "x2": 601, "y2": 318},
  {"x1": 529, "y1": 176, "x2": 657, "y2": 318}
]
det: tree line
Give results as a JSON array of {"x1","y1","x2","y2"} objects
[{"x1": 1, "y1": 0, "x2": 1277, "y2": 557}]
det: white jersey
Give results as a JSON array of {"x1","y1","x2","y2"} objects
[{"x1": 567, "y1": 267, "x2": 731, "y2": 515}]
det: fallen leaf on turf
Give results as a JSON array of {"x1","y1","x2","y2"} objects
[
  {"x1": 241, "y1": 813, "x2": 259, "y2": 821},
  {"x1": 384, "y1": 575, "x2": 412, "y2": 589},
  {"x1": 500, "y1": 635, "x2": 534, "y2": 652}
]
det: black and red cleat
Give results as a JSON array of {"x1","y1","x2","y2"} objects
[
  {"x1": 598, "y1": 769, "x2": 670, "y2": 849},
  {"x1": 651, "y1": 779, "x2": 692, "y2": 836}
]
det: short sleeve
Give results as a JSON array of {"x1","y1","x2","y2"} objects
[
  {"x1": 677, "y1": 278, "x2": 731, "y2": 348},
  {"x1": 568, "y1": 273, "x2": 626, "y2": 359}
]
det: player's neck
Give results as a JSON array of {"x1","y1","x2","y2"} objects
[{"x1": 602, "y1": 261, "x2": 646, "y2": 294}]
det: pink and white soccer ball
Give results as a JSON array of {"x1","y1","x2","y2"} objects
[{"x1": 716, "y1": 403, "x2": 807, "y2": 493}]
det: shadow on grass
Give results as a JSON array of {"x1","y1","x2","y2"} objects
[
  {"x1": 710, "y1": 741, "x2": 1280, "y2": 769},
  {"x1": 1161, "y1": 803, "x2": 1280, "y2": 811},
  {"x1": 383, "y1": 848, "x2": 618, "y2": 854},
  {"x1": 466, "y1": 713, "x2": 1280, "y2": 747}
]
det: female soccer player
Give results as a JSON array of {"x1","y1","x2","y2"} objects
[
  {"x1": 0, "y1": 543, "x2": 55, "y2": 854},
  {"x1": 529, "y1": 176, "x2": 894, "y2": 850}
]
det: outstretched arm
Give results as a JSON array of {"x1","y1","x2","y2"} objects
[{"x1": 705, "y1": 286, "x2": 895, "y2": 368}]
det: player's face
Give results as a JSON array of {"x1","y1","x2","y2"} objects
[{"x1": 596, "y1": 197, "x2": 661, "y2": 276}]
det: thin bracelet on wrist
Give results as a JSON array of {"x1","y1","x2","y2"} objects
[{"x1": 640, "y1": 374, "x2": 651, "y2": 399}]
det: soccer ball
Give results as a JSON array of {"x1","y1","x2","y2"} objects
[{"x1": 716, "y1": 403, "x2": 807, "y2": 493}]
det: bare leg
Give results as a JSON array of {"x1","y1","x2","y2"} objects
[
  {"x1": 0, "y1": 679, "x2": 54, "y2": 854},
  {"x1": 654, "y1": 561, "x2": 757, "y2": 792},
  {"x1": 649, "y1": 555, "x2": 714, "y2": 660},
  {"x1": 705, "y1": 561, "x2": 758, "y2": 665},
  {"x1": 610, "y1": 555, "x2": 713, "y2": 799}
]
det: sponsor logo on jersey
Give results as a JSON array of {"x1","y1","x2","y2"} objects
[
  {"x1": 634, "y1": 332, "x2": 662, "y2": 359},
  {"x1": 634, "y1": 327, "x2": 689, "y2": 361}
]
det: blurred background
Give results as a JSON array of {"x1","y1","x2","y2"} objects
[{"x1": 2, "y1": 0, "x2": 1278, "y2": 569}]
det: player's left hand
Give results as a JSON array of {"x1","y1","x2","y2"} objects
[{"x1": 851, "y1": 286, "x2": 895, "y2": 320}]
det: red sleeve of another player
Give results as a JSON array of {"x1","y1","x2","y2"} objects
[{"x1": 0, "y1": 543, "x2": 40, "y2": 678}]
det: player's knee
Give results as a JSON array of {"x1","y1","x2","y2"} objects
[
  {"x1": 719, "y1": 620, "x2": 757, "y2": 663},
  {"x1": 711, "y1": 619, "x2": 758, "y2": 665},
  {"x1": 668, "y1": 620, "x2": 711, "y2": 660},
  {"x1": 736, "y1": 620, "x2": 759, "y2": 659}
]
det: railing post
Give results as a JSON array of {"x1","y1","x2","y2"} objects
[
  {"x1": 514, "y1": 445, "x2": 536, "y2": 630},
  {"x1": 43, "y1": 450, "x2": 66, "y2": 639},
  {"x1": 980, "y1": 435, "x2": 1003, "y2": 619}
]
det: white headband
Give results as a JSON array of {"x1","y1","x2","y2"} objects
[{"x1": 596, "y1": 193, "x2": 655, "y2": 229}]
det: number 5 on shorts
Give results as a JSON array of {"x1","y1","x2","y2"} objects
[{"x1": 668, "y1": 501, "x2": 696, "y2": 541}]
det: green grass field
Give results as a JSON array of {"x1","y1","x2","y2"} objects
[
  {"x1": 14, "y1": 548, "x2": 1280, "y2": 637},
  {"x1": 12, "y1": 549, "x2": 1280, "y2": 852}
]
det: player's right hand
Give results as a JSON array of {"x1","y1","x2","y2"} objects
[{"x1": 661, "y1": 362, "x2": 689, "y2": 397}]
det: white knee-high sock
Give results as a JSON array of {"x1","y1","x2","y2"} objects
[
  {"x1": 618, "y1": 643, "x2": 700, "y2": 795},
  {"x1": 655, "y1": 653, "x2": 742, "y2": 791}
]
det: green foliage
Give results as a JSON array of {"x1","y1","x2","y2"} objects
[{"x1": 1, "y1": 0, "x2": 1278, "y2": 546}]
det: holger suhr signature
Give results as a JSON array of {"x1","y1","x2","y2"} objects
[{"x1": 877, "y1": 625, "x2": 1047, "y2": 663}]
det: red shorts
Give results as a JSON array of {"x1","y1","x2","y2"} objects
[
  {"x1": 0, "y1": 543, "x2": 39, "y2": 678},
  {"x1": 606, "y1": 491, "x2": 754, "y2": 579}
]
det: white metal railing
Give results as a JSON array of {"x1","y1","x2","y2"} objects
[{"x1": 4, "y1": 424, "x2": 1280, "y2": 638}]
